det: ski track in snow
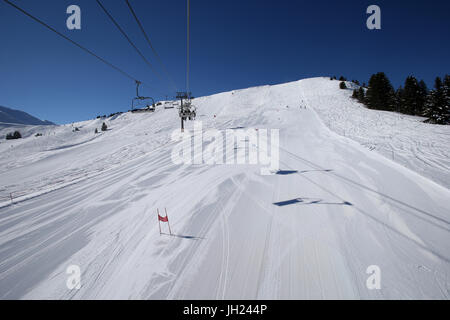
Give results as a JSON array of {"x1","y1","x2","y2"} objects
[
  {"x1": 0, "y1": 78, "x2": 449, "y2": 299},
  {"x1": 304, "y1": 79, "x2": 450, "y2": 189}
]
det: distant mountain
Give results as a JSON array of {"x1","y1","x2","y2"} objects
[{"x1": 0, "y1": 106, "x2": 54, "y2": 126}]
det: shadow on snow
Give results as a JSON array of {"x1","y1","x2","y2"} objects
[{"x1": 273, "y1": 197, "x2": 352, "y2": 207}]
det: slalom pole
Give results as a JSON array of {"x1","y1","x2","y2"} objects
[
  {"x1": 157, "y1": 208, "x2": 162, "y2": 235},
  {"x1": 165, "y1": 208, "x2": 172, "y2": 236},
  {"x1": 10, "y1": 193, "x2": 13, "y2": 204}
]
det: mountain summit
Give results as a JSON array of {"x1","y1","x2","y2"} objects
[{"x1": 0, "y1": 105, "x2": 54, "y2": 125}]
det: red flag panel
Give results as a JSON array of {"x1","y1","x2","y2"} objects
[{"x1": 158, "y1": 214, "x2": 169, "y2": 222}]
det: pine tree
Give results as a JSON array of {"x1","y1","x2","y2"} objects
[
  {"x1": 357, "y1": 87, "x2": 365, "y2": 103},
  {"x1": 396, "y1": 86, "x2": 405, "y2": 113},
  {"x1": 352, "y1": 87, "x2": 366, "y2": 104},
  {"x1": 339, "y1": 81, "x2": 347, "y2": 89},
  {"x1": 442, "y1": 75, "x2": 450, "y2": 124},
  {"x1": 365, "y1": 72, "x2": 396, "y2": 111},
  {"x1": 6, "y1": 131, "x2": 22, "y2": 140},
  {"x1": 418, "y1": 80, "x2": 429, "y2": 116},
  {"x1": 425, "y1": 77, "x2": 446, "y2": 124},
  {"x1": 101, "y1": 122, "x2": 108, "y2": 131},
  {"x1": 401, "y1": 76, "x2": 427, "y2": 115},
  {"x1": 424, "y1": 90, "x2": 434, "y2": 121},
  {"x1": 403, "y1": 77, "x2": 416, "y2": 114}
]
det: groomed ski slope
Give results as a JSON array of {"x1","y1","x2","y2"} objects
[
  {"x1": 306, "y1": 80, "x2": 450, "y2": 189},
  {"x1": 0, "y1": 77, "x2": 449, "y2": 299}
]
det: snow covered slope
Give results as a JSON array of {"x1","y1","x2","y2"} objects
[
  {"x1": 0, "y1": 78, "x2": 449, "y2": 299},
  {"x1": 306, "y1": 79, "x2": 450, "y2": 189},
  {"x1": 0, "y1": 105, "x2": 54, "y2": 126}
]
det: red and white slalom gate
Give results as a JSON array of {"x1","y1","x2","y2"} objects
[
  {"x1": 0, "y1": 192, "x2": 17, "y2": 204},
  {"x1": 157, "y1": 208, "x2": 172, "y2": 236},
  {"x1": 1, "y1": 191, "x2": 33, "y2": 204}
]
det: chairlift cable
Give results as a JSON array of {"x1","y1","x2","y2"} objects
[
  {"x1": 124, "y1": 0, "x2": 178, "y2": 91},
  {"x1": 187, "y1": 0, "x2": 190, "y2": 96},
  {"x1": 95, "y1": 0, "x2": 166, "y2": 87},
  {"x1": 3, "y1": 0, "x2": 140, "y2": 84}
]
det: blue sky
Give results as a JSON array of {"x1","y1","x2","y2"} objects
[{"x1": 1, "y1": 0, "x2": 449, "y2": 124}]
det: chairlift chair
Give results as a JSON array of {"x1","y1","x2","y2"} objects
[
  {"x1": 131, "y1": 81, "x2": 155, "y2": 112},
  {"x1": 132, "y1": 96, "x2": 155, "y2": 111},
  {"x1": 178, "y1": 100, "x2": 196, "y2": 120}
]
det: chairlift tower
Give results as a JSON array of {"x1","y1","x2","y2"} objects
[
  {"x1": 175, "y1": 0, "x2": 196, "y2": 132},
  {"x1": 176, "y1": 91, "x2": 196, "y2": 132}
]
